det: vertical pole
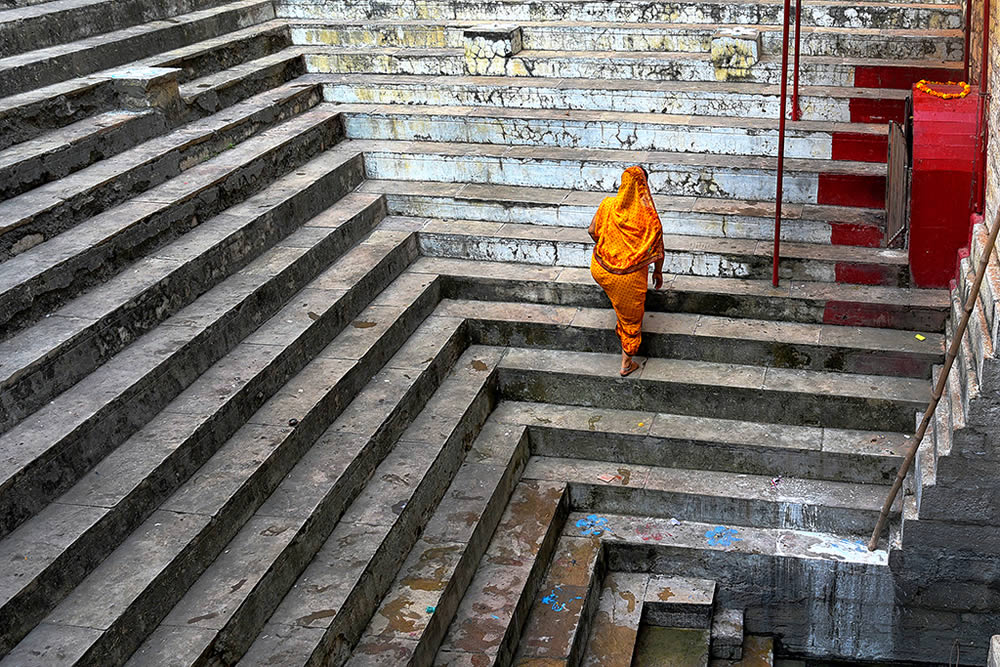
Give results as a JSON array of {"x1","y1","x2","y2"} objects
[
  {"x1": 791, "y1": 0, "x2": 803, "y2": 121},
  {"x1": 773, "y1": 0, "x2": 793, "y2": 287}
]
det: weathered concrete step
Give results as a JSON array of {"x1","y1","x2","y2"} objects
[
  {"x1": 0, "y1": 152, "x2": 368, "y2": 436},
  {"x1": 491, "y1": 400, "x2": 910, "y2": 485},
  {"x1": 525, "y1": 455, "x2": 894, "y2": 534},
  {"x1": 435, "y1": 479, "x2": 569, "y2": 665},
  {"x1": 710, "y1": 608, "x2": 745, "y2": 660},
  {"x1": 302, "y1": 45, "x2": 961, "y2": 88},
  {"x1": 365, "y1": 180, "x2": 889, "y2": 247},
  {"x1": 235, "y1": 346, "x2": 502, "y2": 666},
  {"x1": 346, "y1": 420, "x2": 529, "y2": 664},
  {"x1": 514, "y1": 533, "x2": 603, "y2": 664},
  {"x1": 967, "y1": 221, "x2": 1000, "y2": 359},
  {"x1": 581, "y1": 571, "x2": 648, "y2": 666},
  {"x1": 0, "y1": 86, "x2": 329, "y2": 259},
  {"x1": 710, "y1": 635, "x2": 774, "y2": 666},
  {"x1": 497, "y1": 347, "x2": 929, "y2": 431},
  {"x1": 0, "y1": 0, "x2": 276, "y2": 96},
  {"x1": 643, "y1": 575, "x2": 716, "y2": 629},
  {"x1": 291, "y1": 20, "x2": 963, "y2": 61},
  {"x1": 0, "y1": 228, "x2": 414, "y2": 547},
  {"x1": 441, "y1": 296, "x2": 943, "y2": 380},
  {"x1": 411, "y1": 257, "x2": 951, "y2": 331},
  {"x1": 632, "y1": 626, "x2": 711, "y2": 667},
  {"x1": 0, "y1": 83, "x2": 324, "y2": 334},
  {"x1": 0, "y1": 232, "x2": 420, "y2": 662},
  {"x1": 317, "y1": 73, "x2": 913, "y2": 124},
  {"x1": 0, "y1": 109, "x2": 164, "y2": 201},
  {"x1": 180, "y1": 50, "x2": 305, "y2": 115},
  {"x1": 278, "y1": 0, "x2": 963, "y2": 30},
  {"x1": 339, "y1": 104, "x2": 887, "y2": 161},
  {"x1": 0, "y1": 0, "x2": 232, "y2": 58},
  {"x1": 347, "y1": 139, "x2": 887, "y2": 210},
  {"x1": 412, "y1": 218, "x2": 909, "y2": 284},
  {"x1": 126, "y1": 311, "x2": 467, "y2": 666},
  {"x1": 588, "y1": 513, "x2": 892, "y2": 661},
  {"x1": 149, "y1": 20, "x2": 291, "y2": 86}
]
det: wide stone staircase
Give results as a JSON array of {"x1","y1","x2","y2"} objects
[{"x1": 0, "y1": 0, "x2": 985, "y2": 662}]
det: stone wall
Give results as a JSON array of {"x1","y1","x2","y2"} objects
[{"x1": 966, "y1": 0, "x2": 999, "y2": 225}]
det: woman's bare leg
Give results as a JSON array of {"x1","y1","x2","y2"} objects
[{"x1": 620, "y1": 350, "x2": 640, "y2": 377}]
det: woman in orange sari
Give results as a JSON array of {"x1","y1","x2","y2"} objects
[{"x1": 588, "y1": 166, "x2": 665, "y2": 377}]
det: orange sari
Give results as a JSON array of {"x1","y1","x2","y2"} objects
[{"x1": 590, "y1": 167, "x2": 664, "y2": 356}]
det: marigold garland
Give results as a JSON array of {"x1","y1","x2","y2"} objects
[{"x1": 915, "y1": 79, "x2": 972, "y2": 100}]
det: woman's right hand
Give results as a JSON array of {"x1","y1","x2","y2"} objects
[{"x1": 652, "y1": 271, "x2": 664, "y2": 289}]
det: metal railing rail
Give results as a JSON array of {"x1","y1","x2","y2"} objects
[
  {"x1": 772, "y1": 0, "x2": 796, "y2": 286},
  {"x1": 869, "y1": 0, "x2": 993, "y2": 550},
  {"x1": 868, "y1": 208, "x2": 1000, "y2": 550}
]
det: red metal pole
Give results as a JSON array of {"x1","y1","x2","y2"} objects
[
  {"x1": 773, "y1": 0, "x2": 793, "y2": 286},
  {"x1": 791, "y1": 0, "x2": 802, "y2": 121},
  {"x1": 974, "y1": 0, "x2": 991, "y2": 215}
]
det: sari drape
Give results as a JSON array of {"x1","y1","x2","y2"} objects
[{"x1": 590, "y1": 167, "x2": 664, "y2": 356}]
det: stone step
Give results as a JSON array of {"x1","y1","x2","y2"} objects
[
  {"x1": 0, "y1": 0, "x2": 232, "y2": 58},
  {"x1": 125, "y1": 311, "x2": 466, "y2": 666},
  {"x1": 338, "y1": 104, "x2": 888, "y2": 161},
  {"x1": 0, "y1": 109, "x2": 165, "y2": 201},
  {"x1": 234, "y1": 346, "x2": 503, "y2": 666},
  {"x1": 435, "y1": 479, "x2": 569, "y2": 665},
  {"x1": 364, "y1": 180, "x2": 889, "y2": 247},
  {"x1": 643, "y1": 575, "x2": 716, "y2": 628},
  {"x1": 141, "y1": 19, "x2": 291, "y2": 85},
  {"x1": 0, "y1": 80, "x2": 315, "y2": 215},
  {"x1": 347, "y1": 139, "x2": 888, "y2": 210},
  {"x1": 633, "y1": 625, "x2": 711, "y2": 666},
  {"x1": 581, "y1": 571, "x2": 648, "y2": 667},
  {"x1": 180, "y1": 49, "x2": 305, "y2": 115},
  {"x1": 0, "y1": 86, "x2": 330, "y2": 259},
  {"x1": 290, "y1": 20, "x2": 963, "y2": 62},
  {"x1": 469, "y1": 296, "x2": 941, "y2": 378},
  {"x1": 411, "y1": 256, "x2": 951, "y2": 331},
  {"x1": 570, "y1": 509, "x2": 891, "y2": 582},
  {"x1": 346, "y1": 419, "x2": 529, "y2": 664},
  {"x1": 710, "y1": 608, "x2": 745, "y2": 660},
  {"x1": 0, "y1": 22, "x2": 296, "y2": 151},
  {"x1": 525, "y1": 454, "x2": 895, "y2": 535},
  {"x1": 0, "y1": 233, "x2": 421, "y2": 662},
  {"x1": 0, "y1": 228, "x2": 415, "y2": 542},
  {"x1": 710, "y1": 635, "x2": 775, "y2": 666},
  {"x1": 277, "y1": 0, "x2": 963, "y2": 29},
  {"x1": 568, "y1": 511, "x2": 889, "y2": 661},
  {"x1": 316, "y1": 73, "x2": 913, "y2": 124},
  {"x1": 0, "y1": 0, "x2": 276, "y2": 96},
  {"x1": 491, "y1": 400, "x2": 909, "y2": 485},
  {"x1": 967, "y1": 221, "x2": 1000, "y2": 359},
  {"x1": 412, "y1": 218, "x2": 910, "y2": 285},
  {"x1": 514, "y1": 532, "x2": 603, "y2": 664},
  {"x1": 0, "y1": 84, "x2": 324, "y2": 333},
  {"x1": 0, "y1": 151, "x2": 368, "y2": 436},
  {"x1": 442, "y1": 297, "x2": 942, "y2": 380},
  {"x1": 127, "y1": 312, "x2": 469, "y2": 666},
  {"x1": 497, "y1": 347, "x2": 929, "y2": 432},
  {"x1": 301, "y1": 45, "x2": 962, "y2": 88}
]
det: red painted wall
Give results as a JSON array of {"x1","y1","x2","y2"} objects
[{"x1": 908, "y1": 87, "x2": 980, "y2": 287}]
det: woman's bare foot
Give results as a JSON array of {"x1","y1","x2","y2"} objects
[{"x1": 620, "y1": 353, "x2": 640, "y2": 377}]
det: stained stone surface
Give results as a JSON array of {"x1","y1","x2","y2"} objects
[{"x1": 0, "y1": 0, "x2": 993, "y2": 663}]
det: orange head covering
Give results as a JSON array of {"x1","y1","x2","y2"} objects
[{"x1": 592, "y1": 166, "x2": 664, "y2": 275}]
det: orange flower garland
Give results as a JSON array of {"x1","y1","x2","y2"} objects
[{"x1": 915, "y1": 79, "x2": 972, "y2": 100}]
